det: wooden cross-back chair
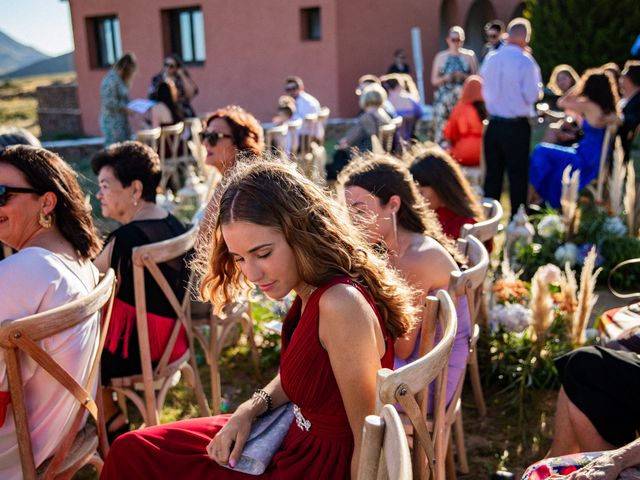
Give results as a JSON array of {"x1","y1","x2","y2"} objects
[
  {"x1": 358, "y1": 404, "x2": 413, "y2": 480},
  {"x1": 135, "y1": 127, "x2": 162, "y2": 153},
  {"x1": 449, "y1": 234, "x2": 490, "y2": 420},
  {"x1": 191, "y1": 298, "x2": 260, "y2": 415},
  {"x1": 182, "y1": 117, "x2": 205, "y2": 175},
  {"x1": 460, "y1": 198, "x2": 503, "y2": 243},
  {"x1": 285, "y1": 118, "x2": 303, "y2": 157},
  {"x1": 158, "y1": 121, "x2": 185, "y2": 192},
  {"x1": 379, "y1": 123, "x2": 398, "y2": 154},
  {"x1": 300, "y1": 113, "x2": 319, "y2": 156},
  {"x1": 0, "y1": 269, "x2": 116, "y2": 480},
  {"x1": 108, "y1": 226, "x2": 210, "y2": 426},
  {"x1": 376, "y1": 290, "x2": 457, "y2": 480},
  {"x1": 264, "y1": 123, "x2": 289, "y2": 158},
  {"x1": 317, "y1": 106, "x2": 331, "y2": 144}
]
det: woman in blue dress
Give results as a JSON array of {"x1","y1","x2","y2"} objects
[{"x1": 529, "y1": 68, "x2": 619, "y2": 208}]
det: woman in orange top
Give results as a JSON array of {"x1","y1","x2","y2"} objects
[{"x1": 443, "y1": 75, "x2": 487, "y2": 167}]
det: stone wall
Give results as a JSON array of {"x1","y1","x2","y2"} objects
[{"x1": 37, "y1": 84, "x2": 84, "y2": 138}]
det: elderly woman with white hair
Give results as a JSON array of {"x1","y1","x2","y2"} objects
[{"x1": 327, "y1": 83, "x2": 392, "y2": 180}]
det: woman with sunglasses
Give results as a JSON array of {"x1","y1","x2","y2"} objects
[
  {"x1": 149, "y1": 54, "x2": 199, "y2": 118},
  {"x1": 91, "y1": 141, "x2": 190, "y2": 442},
  {"x1": 430, "y1": 26, "x2": 478, "y2": 145},
  {"x1": 201, "y1": 105, "x2": 264, "y2": 174},
  {"x1": 0, "y1": 145, "x2": 102, "y2": 479}
]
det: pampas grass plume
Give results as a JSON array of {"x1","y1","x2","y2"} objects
[{"x1": 572, "y1": 247, "x2": 602, "y2": 345}]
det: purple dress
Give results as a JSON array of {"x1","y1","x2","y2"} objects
[{"x1": 394, "y1": 292, "x2": 471, "y2": 412}]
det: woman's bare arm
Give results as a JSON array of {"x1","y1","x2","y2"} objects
[{"x1": 318, "y1": 283, "x2": 385, "y2": 479}]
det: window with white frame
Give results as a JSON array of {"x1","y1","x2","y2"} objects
[
  {"x1": 88, "y1": 16, "x2": 122, "y2": 68},
  {"x1": 164, "y1": 7, "x2": 206, "y2": 64}
]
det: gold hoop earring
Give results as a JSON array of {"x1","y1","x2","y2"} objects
[{"x1": 39, "y1": 210, "x2": 53, "y2": 229}]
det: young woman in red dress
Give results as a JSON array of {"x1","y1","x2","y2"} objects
[
  {"x1": 409, "y1": 144, "x2": 485, "y2": 240},
  {"x1": 100, "y1": 160, "x2": 416, "y2": 479}
]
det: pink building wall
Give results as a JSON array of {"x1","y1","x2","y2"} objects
[{"x1": 69, "y1": 0, "x2": 523, "y2": 137}]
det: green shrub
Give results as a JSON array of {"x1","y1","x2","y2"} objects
[{"x1": 525, "y1": 0, "x2": 640, "y2": 80}]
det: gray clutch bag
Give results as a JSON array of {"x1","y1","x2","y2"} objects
[{"x1": 222, "y1": 403, "x2": 295, "y2": 475}]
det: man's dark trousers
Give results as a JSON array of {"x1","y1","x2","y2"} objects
[{"x1": 483, "y1": 117, "x2": 531, "y2": 216}]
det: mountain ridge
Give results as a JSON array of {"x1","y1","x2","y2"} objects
[{"x1": 0, "y1": 30, "x2": 51, "y2": 76}]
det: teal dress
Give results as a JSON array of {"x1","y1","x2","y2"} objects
[{"x1": 100, "y1": 70, "x2": 130, "y2": 146}]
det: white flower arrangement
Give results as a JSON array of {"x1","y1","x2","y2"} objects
[
  {"x1": 489, "y1": 303, "x2": 531, "y2": 333},
  {"x1": 537, "y1": 214, "x2": 565, "y2": 238}
]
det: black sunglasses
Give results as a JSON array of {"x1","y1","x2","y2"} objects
[
  {"x1": 200, "y1": 131, "x2": 233, "y2": 146},
  {"x1": 0, "y1": 185, "x2": 41, "y2": 207}
]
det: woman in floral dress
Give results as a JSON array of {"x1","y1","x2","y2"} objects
[
  {"x1": 430, "y1": 26, "x2": 478, "y2": 145},
  {"x1": 99, "y1": 53, "x2": 137, "y2": 146}
]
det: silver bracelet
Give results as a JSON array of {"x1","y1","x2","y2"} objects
[{"x1": 252, "y1": 389, "x2": 273, "y2": 414}]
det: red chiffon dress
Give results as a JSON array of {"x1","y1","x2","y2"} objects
[{"x1": 100, "y1": 276, "x2": 394, "y2": 480}]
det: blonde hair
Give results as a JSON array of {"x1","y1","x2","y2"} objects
[
  {"x1": 198, "y1": 160, "x2": 417, "y2": 340},
  {"x1": 359, "y1": 83, "x2": 387, "y2": 110},
  {"x1": 547, "y1": 64, "x2": 579, "y2": 96},
  {"x1": 449, "y1": 26, "x2": 466, "y2": 42}
]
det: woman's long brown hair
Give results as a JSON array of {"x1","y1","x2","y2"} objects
[{"x1": 197, "y1": 160, "x2": 416, "y2": 340}]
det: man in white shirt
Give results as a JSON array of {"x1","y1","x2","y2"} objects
[
  {"x1": 480, "y1": 17, "x2": 542, "y2": 216},
  {"x1": 284, "y1": 76, "x2": 324, "y2": 141}
]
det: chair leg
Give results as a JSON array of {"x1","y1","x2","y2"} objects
[
  {"x1": 242, "y1": 310, "x2": 261, "y2": 381},
  {"x1": 210, "y1": 313, "x2": 222, "y2": 415},
  {"x1": 469, "y1": 350, "x2": 487, "y2": 417},
  {"x1": 445, "y1": 436, "x2": 456, "y2": 480},
  {"x1": 454, "y1": 410, "x2": 469, "y2": 474},
  {"x1": 186, "y1": 353, "x2": 211, "y2": 417}
]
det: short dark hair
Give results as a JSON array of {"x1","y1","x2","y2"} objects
[
  {"x1": 91, "y1": 141, "x2": 161, "y2": 202},
  {"x1": 484, "y1": 20, "x2": 505, "y2": 33},
  {"x1": 393, "y1": 48, "x2": 405, "y2": 57},
  {"x1": 623, "y1": 60, "x2": 640, "y2": 87},
  {"x1": 285, "y1": 75, "x2": 304, "y2": 89},
  {"x1": 0, "y1": 145, "x2": 102, "y2": 259}
]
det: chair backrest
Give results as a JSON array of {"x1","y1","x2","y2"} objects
[
  {"x1": 135, "y1": 127, "x2": 162, "y2": 152},
  {"x1": 0, "y1": 269, "x2": 116, "y2": 480},
  {"x1": 379, "y1": 123, "x2": 397, "y2": 153},
  {"x1": 130, "y1": 225, "x2": 200, "y2": 425},
  {"x1": 595, "y1": 123, "x2": 619, "y2": 203},
  {"x1": 460, "y1": 198, "x2": 503, "y2": 243},
  {"x1": 449, "y1": 235, "x2": 489, "y2": 333},
  {"x1": 358, "y1": 404, "x2": 412, "y2": 480},
  {"x1": 318, "y1": 107, "x2": 330, "y2": 127},
  {"x1": 376, "y1": 290, "x2": 457, "y2": 479},
  {"x1": 300, "y1": 113, "x2": 319, "y2": 155},
  {"x1": 264, "y1": 123, "x2": 289, "y2": 152},
  {"x1": 285, "y1": 118, "x2": 303, "y2": 156},
  {"x1": 159, "y1": 122, "x2": 185, "y2": 165}
]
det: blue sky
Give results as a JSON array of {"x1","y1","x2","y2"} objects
[{"x1": 0, "y1": 0, "x2": 74, "y2": 57}]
